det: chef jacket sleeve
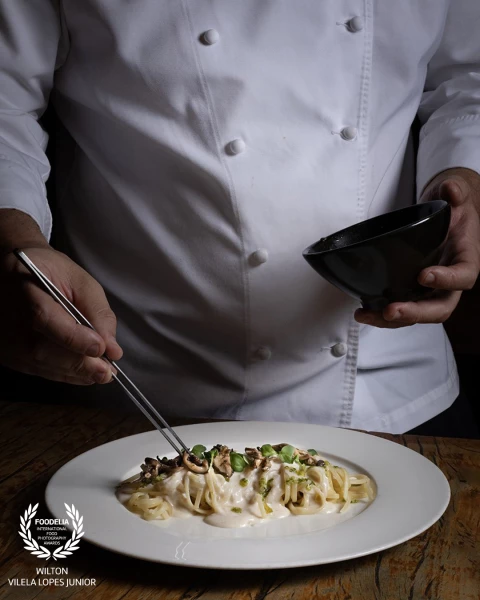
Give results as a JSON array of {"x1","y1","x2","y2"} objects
[
  {"x1": 416, "y1": 0, "x2": 480, "y2": 197},
  {"x1": 0, "y1": 0, "x2": 66, "y2": 239}
]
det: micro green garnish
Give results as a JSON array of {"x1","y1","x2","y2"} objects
[
  {"x1": 240, "y1": 478, "x2": 249, "y2": 487},
  {"x1": 191, "y1": 445, "x2": 206, "y2": 458},
  {"x1": 203, "y1": 448, "x2": 218, "y2": 466},
  {"x1": 278, "y1": 445, "x2": 296, "y2": 464},
  {"x1": 260, "y1": 444, "x2": 277, "y2": 457},
  {"x1": 231, "y1": 507, "x2": 242, "y2": 513},
  {"x1": 230, "y1": 452, "x2": 249, "y2": 472},
  {"x1": 307, "y1": 449, "x2": 318, "y2": 456},
  {"x1": 153, "y1": 473, "x2": 167, "y2": 482}
]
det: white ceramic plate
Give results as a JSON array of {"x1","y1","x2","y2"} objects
[{"x1": 45, "y1": 421, "x2": 450, "y2": 570}]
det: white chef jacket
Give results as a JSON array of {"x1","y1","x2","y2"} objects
[{"x1": 1, "y1": 1, "x2": 479, "y2": 433}]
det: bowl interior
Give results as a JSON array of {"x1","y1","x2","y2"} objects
[{"x1": 305, "y1": 200, "x2": 448, "y2": 255}]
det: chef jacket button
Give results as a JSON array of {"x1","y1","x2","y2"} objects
[
  {"x1": 226, "y1": 139, "x2": 246, "y2": 155},
  {"x1": 250, "y1": 248, "x2": 269, "y2": 266},
  {"x1": 255, "y1": 346, "x2": 272, "y2": 361},
  {"x1": 340, "y1": 126, "x2": 358, "y2": 141},
  {"x1": 331, "y1": 342, "x2": 348, "y2": 358},
  {"x1": 347, "y1": 17, "x2": 364, "y2": 32},
  {"x1": 201, "y1": 29, "x2": 220, "y2": 45}
]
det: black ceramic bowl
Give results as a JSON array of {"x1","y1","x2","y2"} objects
[{"x1": 303, "y1": 200, "x2": 451, "y2": 310}]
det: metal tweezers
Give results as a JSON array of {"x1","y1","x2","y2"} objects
[{"x1": 14, "y1": 248, "x2": 190, "y2": 457}]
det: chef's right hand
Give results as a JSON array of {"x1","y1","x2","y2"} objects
[{"x1": 0, "y1": 211, "x2": 123, "y2": 385}]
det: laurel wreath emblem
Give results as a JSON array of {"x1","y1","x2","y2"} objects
[{"x1": 18, "y1": 503, "x2": 84, "y2": 560}]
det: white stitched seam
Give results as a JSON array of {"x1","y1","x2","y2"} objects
[
  {"x1": 339, "y1": 0, "x2": 373, "y2": 428},
  {"x1": 420, "y1": 113, "x2": 480, "y2": 140},
  {"x1": 181, "y1": 2, "x2": 251, "y2": 417}
]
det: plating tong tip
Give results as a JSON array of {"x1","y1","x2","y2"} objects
[{"x1": 14, "y1": 248, "x2": 190, "y2": 457}]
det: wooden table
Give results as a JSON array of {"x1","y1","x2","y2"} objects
[{"x1": 0, "y1": 399, "x2": 478, "y2": 600}]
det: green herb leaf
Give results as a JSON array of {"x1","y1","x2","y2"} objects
[
  {"x1": 240, "y1": 478, "x2": 249, "y2": 487},
  {"x1": 260, "y1": 444, "x2": 277, "y2": 457},
  {"x1": 231, "y1": 507, "x2": 242, "y2": 514},
  {"x1": 230, "y1": 452, "x2": 248, "y2": 472},
  {"x1": 278, "y1": 445, "x2": 296, "y2": 464},
  {"x1": 191, "y1": 445, "x2": 206, "y2": 458},
  {"x1": 204, "y1": 448, "x2": 218, "y2": 466},
  {"x1": 307, "y1": 449, "x2": 318, "y2": 456}
]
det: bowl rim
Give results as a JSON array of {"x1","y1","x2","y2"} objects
[{"x1": 303, "y1": 199, "x2": 449, "y2": 257}]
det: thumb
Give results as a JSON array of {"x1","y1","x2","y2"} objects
[
  {"x1": 438, "y1": 177, "x2": 470, "y2": 208},
  {"x1": 72, "y1": 272, "x2": 123, "y2": 361}
]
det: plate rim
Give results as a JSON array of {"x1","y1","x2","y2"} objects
[{"x1": 45, "y1": 421, "x2": 451, "y2": 570}]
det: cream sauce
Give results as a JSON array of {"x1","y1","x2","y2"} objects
[{"x1": 120, "y1": 454, "x2": 354, "y2": 529}]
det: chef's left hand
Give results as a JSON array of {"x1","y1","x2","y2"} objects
[{"x1": 355, "y1": 168, "x2": 480, "y2": 329}]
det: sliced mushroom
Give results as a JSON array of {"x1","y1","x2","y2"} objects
[
  {"x1": 245, "y1": 447, "x2": 263, "y2": 469},
  {"x1": 297, "y1": 450, "x2": 316, "y2": 466},
  {"x1": 162, "y1": 454, "x2": 183, "y2": 469},
  {"x1": 261, "y1": 456, "x2": 272, "y2": 471},
  {"x1": 245, "y1": 447, "x2": 273, "y2": 470},
  {"x1": 183, "y1": 451, "x2": 209, "y2": 474},
  {"x1": 213, "y1": 445, "x2": 233, "y2": 478},
  {"x1": 143, "y1": 457, "x2": 161, "y2": 476}
]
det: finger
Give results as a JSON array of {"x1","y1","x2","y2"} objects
[
  {"x1": 439, "y1": 178, "x2": 469, "y2": 207},
  {"x1": 383, "y1": 292, "x2": 461, "y2": 325},
  {"x1": 419, "y1": 259, "x2": 478, "y2": 291},
  {"x1": 355, "y1": 292, "x2": 461, "y2": 328},
  {"x1": 27, "y1": 283, "x2": 106, "y2": 357},
  {"x1": 72, "y1": 275, "x2": 123, "y2": 361},
  {"x1": 27, "y1": 337, "x2": 116, "y2": 384},
  {"x1": 355, "y1": 309, "x2": 412, "y2": 329},
  {"x1": 21, "y1": 367, "x2": 97, "y2": 386}
]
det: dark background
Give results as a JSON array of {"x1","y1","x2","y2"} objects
[{"x1": 3, "y1": 106, "x2": 479, "y2": 434}]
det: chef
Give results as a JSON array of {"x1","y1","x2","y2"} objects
[{"x1": 0, "y1": 1, "x2": 479, "y2": 435}]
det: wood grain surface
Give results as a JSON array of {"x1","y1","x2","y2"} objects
[{"x1": 0, "y1": 399, "x2": 478, "y2": 600}]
